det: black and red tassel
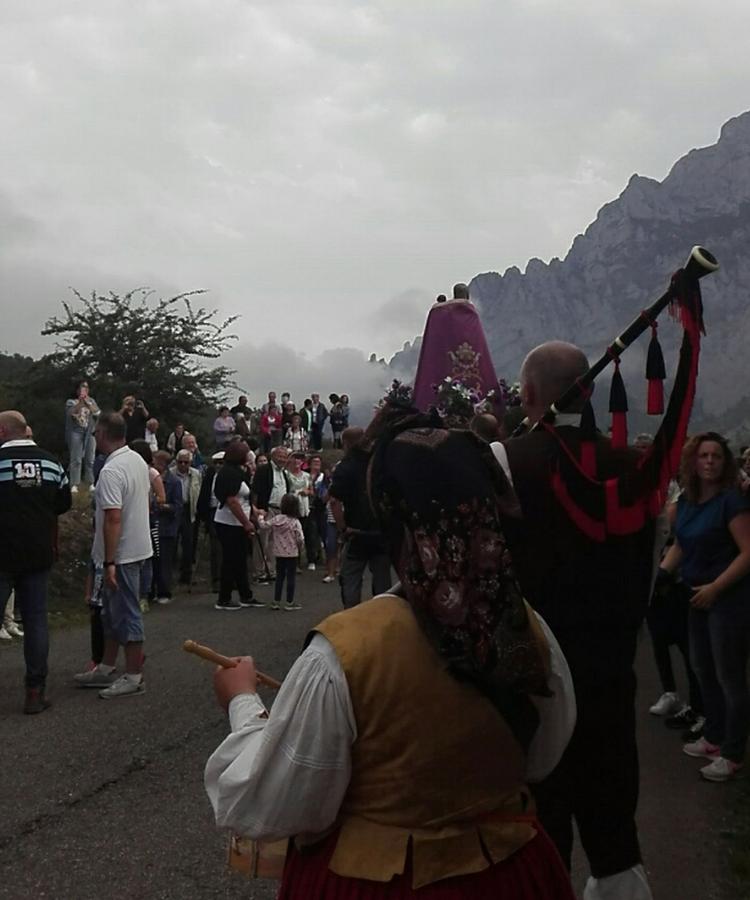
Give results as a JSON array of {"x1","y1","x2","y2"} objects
[
  {"x1": 579, "y1": 399, "x2": 597, "y2": 477},
  {"x1": 646, "y1": 322, "x2": 666, "y2": 415},
  {"x1": 609, "y1": 358, "x2": 628, "y2": 449}
]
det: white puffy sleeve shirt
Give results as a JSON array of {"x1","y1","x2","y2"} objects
[{"x1": 205, "y1": 627, "x2": 575, "y2": 840}]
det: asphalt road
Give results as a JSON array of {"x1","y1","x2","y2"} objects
[{"x1": 0, "y1": 570, "x2": 737, "y2": 900}]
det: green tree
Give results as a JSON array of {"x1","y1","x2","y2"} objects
[{"x1": 7, "y1": 289, "x2": 238, "y2": 455}]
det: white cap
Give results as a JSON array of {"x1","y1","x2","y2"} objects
[{"x1": 212, "y1": 451, "x2": 225, "y2": 462}]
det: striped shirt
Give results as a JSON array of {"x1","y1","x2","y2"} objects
[{"x1": 0, "y1": 440, "x2": 71, "y2": 574}]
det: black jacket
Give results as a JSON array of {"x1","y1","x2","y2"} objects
[
  {"x1": 0, "y1": 441, "x2": 72, "y2": 574},
  {"x1": 251, "y1": 463, "x2": 292, "y2": 510}
]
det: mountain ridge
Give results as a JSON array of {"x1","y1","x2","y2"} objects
[{"x1": 389, "y1": 110, "x2": 750, "y2": 439}]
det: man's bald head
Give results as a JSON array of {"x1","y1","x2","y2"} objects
[
  {"x1": 0, "y1": 410, "x2": 28, "y2": 443},
  {"x1": 519, "y1": 342, "x2": 589, "y2": 422},
  {"x1": 342, "y1": 426, "x2": 364, "y2": 452}
]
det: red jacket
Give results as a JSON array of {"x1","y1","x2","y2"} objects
[{"x1": 260, "y1": 412, "x2": 282, "y2": 436}]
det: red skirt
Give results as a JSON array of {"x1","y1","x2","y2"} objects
[{"x1": 277, "y1": 822, "x2": 575, "y2": 900}]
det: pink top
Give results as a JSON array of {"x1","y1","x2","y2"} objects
[{"x1": 269, "y1": 514, "x2": 304, "y2": 558}]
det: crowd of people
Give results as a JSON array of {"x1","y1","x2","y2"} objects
[
  {"x1": 0, "y1": 385, "x2": 375, "y2": 694},
  {"x1": 2, "y1": 342, "x2": 750, "y2": 900},
  {"x1": 59, "y1": 385, "x2": 352, "y2": 492}
]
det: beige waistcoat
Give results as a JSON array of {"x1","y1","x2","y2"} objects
[{"x1": 314, "y1": 594, "x2": 537, "y2": 888}]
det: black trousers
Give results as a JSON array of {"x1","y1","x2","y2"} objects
[
  {"x1": 300, "y1": 516, "x2": 320, "y2": 565},
  {"x1": 176, "y1": 509, "x2": 193, "y2": 581},
  {"x1": 531, "y1": 631, "x2": 642, "y2": 879},
  {"x1": 89, "y1": 606, "x2": 104, "y2": 665},
  {"x1": 216, "y1": 523, "x2": 252, "y2": 603},
  {"x1": 646, "y1": 583, "x2": 703, "y2": 712},
  {"x1": 152, "y1": 536, "x2": 175, "y2": 599}
]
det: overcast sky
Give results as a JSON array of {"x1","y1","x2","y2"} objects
[{"x1": 1, "y1": 0, "x2": 749, "y2": 397}]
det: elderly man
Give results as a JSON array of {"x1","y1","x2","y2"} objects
[
  {"x1": 74, "y1": 413, "x2": 153, "y2": 698},
  {"x1": 494, "y1": 341, "x2": 654, "y2": 900},
  {"x1": 252, "y1": 446, "x2": 291, "y2": 581},
  {"x1": 0, "y1": 410, "x2": 71, "y2": 713},
  {"x1": 261, "y1": 391, "x2": 277, "y2": 414},
  {"x1": 170, "y1": 449, "x2": 202, "y2": 585},
  {"x1": 144, "y1": 418, "x2": 160, "y2": 452}
]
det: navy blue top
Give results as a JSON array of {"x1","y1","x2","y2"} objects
[{"x1": 676, "y1": 487, "x2": 750, "y2": 604}]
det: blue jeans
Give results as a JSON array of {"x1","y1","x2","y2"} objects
[
  {"x1": 274, "y1": 557, "x2": 297, "y2": 605},
  {"x1": 690, "y1": 600, "x2": 750, "y2": 762},
  {"x1": 68, "y1": 428, "x2": 95, "y2": 487},
  {"x1": 0, "y1": 570, "x2": 50, "y2": 688}
]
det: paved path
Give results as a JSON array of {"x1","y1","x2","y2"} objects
[{"x1": 0, "y1": 573, "x2": 735, "y2": 899}]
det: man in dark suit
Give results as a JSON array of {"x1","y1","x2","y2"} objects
[
  {"x1": 309, "y1": 393, "x2": 328, "y2": 451},
  {"x1": 495, "y1": 341, "x2": 654, "y2": 900}
]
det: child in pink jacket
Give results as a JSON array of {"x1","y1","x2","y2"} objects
[{"x1": 267, "y1": 494, "x2": 304, "y2": 610}]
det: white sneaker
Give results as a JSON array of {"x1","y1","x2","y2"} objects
[
  {"x1": 71, "y1": 485, "x2": 79, "y2": 494},
  {"x1": 154, "y1": 596, "x2": 172, "y2": 605},
  {"x1": 307, "y1": 563, "x2": 316, "y2": 571},
  {"x1": 74, "y1": 666, "x2": 116, "y2": 688},
  {"x1": 322, "y1": 575, "x2": 335, "y2": 584},
  {"x1": 649, "y1": 692, "x2": 682, "y2": 716},
  {"x1": 6, "y1": 621, "x2": 23, "y2": 637},
  {"x1": 701, "y1": 756, "x2": 743, "y2": 782},
  {"x1": 583, "y1": 864, "x2": 653, "y2": 900},
  {"x1": 0, "y1": 626, "x2": 12, "y2": 641},
  {"x1": 99, "y1": 674, "x2": 145, "y2": 699},
  {"x1": 683, "y1": 736, "x2": 721, "y2": 759}
]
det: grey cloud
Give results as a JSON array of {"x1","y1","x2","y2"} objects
[
  {"x1": 363, "y1": 288, "x2": 432, "y2": 348},
  {"x1": 222, "y1": 341, "x2": 413, "y2": 426},
  {"x1": 1, "y1": 2, "x2": 749, "y2": 363}
]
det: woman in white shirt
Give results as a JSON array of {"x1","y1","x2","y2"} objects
[{"x1": 212, "y1": 441, "x2": 258, "y2": 611}]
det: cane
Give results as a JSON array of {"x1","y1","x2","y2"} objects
[
  {"x1": 254, "y1": 530, "x2": 274, "y2": 581},
  {"x1": 182, "y1": 639, "x2": 282, "y2": 690},
  {"x1": 191, "y1": 520, "x2": 210, "y2": 589}
]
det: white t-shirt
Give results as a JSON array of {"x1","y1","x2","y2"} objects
[
  {"x1": 92, "y1": 445, "x2": 153, "y2": 565},
  {"x1": 214, "y1": 480, "x2": 251, "y2": 527}
]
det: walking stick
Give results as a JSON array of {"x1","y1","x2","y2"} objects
[
  {"x1": 254, "y1": 530, "x2": 274, "y2": 581},
  {"x1": 182, "y1": 639, "x2": 282, "y2": 689},
  {"x1": 191, "y1": 520, "x2": 210, "y2": 590}
]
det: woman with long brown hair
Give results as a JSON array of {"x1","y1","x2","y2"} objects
[{"x1": 660, "y1": 432, "x2": 750, "y2": 781}]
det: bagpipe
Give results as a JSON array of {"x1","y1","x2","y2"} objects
[{"x1": 513, "y1": 246, "x2": 719, "y2": 541}]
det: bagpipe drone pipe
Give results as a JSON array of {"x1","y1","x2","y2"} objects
[{"x1": 513, "y1": 246, "x2": 719, "y2": 541}]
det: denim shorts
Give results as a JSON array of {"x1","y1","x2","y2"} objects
[{"x1": 101, "y1": 561, "x2": 145, "y2": 644}]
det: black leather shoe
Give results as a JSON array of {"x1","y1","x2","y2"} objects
[{"x1": 24, "y1": 688, "x2": 52, "y2": 715}]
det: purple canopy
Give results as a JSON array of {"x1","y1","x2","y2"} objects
[{"x1": 412, "y1": 300, "x2": 502, "y2": 413}]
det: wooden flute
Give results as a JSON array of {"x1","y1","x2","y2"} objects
[{"x1": 182, "y1": 639, "x2": 282, "y2": 690}]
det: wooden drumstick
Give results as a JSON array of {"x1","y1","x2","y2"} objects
[{"x1": 182, "y1": 640, "x2": 282, "y2": 690}]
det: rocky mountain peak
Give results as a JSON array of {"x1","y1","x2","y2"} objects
[{"x1": 388, "y1": 111, "x2": 750, "y2": 437}]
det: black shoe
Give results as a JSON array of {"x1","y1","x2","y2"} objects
[
  {"x1": 242, "y1": 597, "x2": 266, "y2": 608},
  {"x1": 681, "y1": 715, "x2": 706, "y2": 742},
  {"x1": 24, "y1": 687, "x2": 52, "y2": 715},
  {"x1": 665, "y1": 706, "x2": 698, "y2": 730},
  {"x1": 215, "y1": 598, "x2": 243, "y2": 610}
]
